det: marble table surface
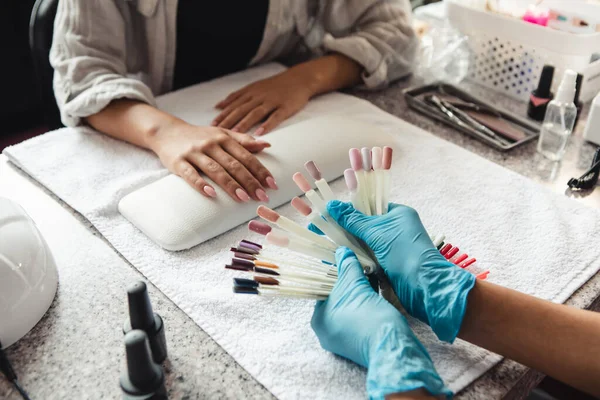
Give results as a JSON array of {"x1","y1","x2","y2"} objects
[{"x1": 1, "y1": 76, "x2": 599, "y2": 400}]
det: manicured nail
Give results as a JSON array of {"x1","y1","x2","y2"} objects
[
  {"x1": 254, "y1": 127, "x2": 265, "y2": 136},
  {"x1": 266, "y1": 176, "x2": 278, "y2": 190},
  {"x1": 255, "y1": 188, "x2": 269, "y2": 202},
  {"x1": 232, "y1": 127, "x2": 239, "y2": 132},
  {"x1": 203, "y1": 186, "x2": 217, "y2": 198},
  {"x1": 256, "y1": 140, "x2": 271, "y2": 148},
  {"x1": 235, "y1": 188, "x2": 250, "y2": 202}
]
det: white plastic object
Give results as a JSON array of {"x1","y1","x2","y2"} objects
[
  {"x1": 446, "y1": 0, "x2": 600, "y2": 102},
  {"x1": 118, "y1": 116, "x2": 392, "y2": 251},
  {"x1": 583, "y1": 93, "x2": 600, "y2": 146},
  {"x1": 0, "y1": 198, "x2": 58, "y2": 348}
]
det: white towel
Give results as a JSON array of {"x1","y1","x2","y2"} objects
[{"x1": 5, "y1": 63, "x2": 600, "y2": 398}]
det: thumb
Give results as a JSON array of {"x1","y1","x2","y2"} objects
[
  {"x1": 335, "y1": 247, "x2": 369, "y2": 286},
  {"x1": 327, "y1": 200, "x2": 371, "y2": 241},
  {"x1": 228, "y1": 130, "x2": 271, "y2": 153}
]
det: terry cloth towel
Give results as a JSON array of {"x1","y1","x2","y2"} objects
[{"x1": 5, "y1": 63, "x2": 600, "y2": 398}]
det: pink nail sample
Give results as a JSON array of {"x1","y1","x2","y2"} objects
[
  {"x1": 304, "y1": 161, "x2": 322, "y2": 180},
  {"x1": 291, "y1": 197, "x2": 312, "y2": 216},
  {"x1": 292, "y1": 172, "x2": 312, "y2": 193},
  {"x1": 248, "y1": 220, "x2": 272, "y2": 235},
  {"x1": 344, "y1": 169, "x2": 357, "y2": 191},
  {"x1": 349, "y1": 148, "x2": 363, "y2": 171}
]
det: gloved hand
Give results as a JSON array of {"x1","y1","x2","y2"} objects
[
  {"x1": 311, "y1": 247, "x2": 451, "y2": 400},
  {"x1": 325, "y1": 201, "x2": 476, "y2": 343}
]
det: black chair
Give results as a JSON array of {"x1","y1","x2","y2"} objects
[{"x1": 29, "y1": 0, "x2": 62, "y2": 130}]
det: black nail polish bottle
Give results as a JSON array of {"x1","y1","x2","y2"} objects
[
  {"x1": 120, "y1": 330, "x2": 167, "y2": 400},
  {"x1": 124, "y1": 281, "x2": 167, "y2": 363},
  {"x1": 528, "y1": 65, "x2": 555, "y2": 122},
  {"x1": 574, "y1": 73, "x2": 584, "y2": 129}
]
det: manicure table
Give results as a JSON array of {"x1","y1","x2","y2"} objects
[{"x1": 1, "y1": 77, "x2": 599, "y2": 399}]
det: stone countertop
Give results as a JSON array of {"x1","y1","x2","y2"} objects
[{"x1": 1, "y1": 77, "x2": 599, "y2": 400}]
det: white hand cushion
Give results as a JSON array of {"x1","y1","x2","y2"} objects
[{"x1": 118, "y1": 116, "x2": 392, "y2": 250}]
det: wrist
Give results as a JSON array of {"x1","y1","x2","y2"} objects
[
  {"x1": 418, "y1": 252, "x2": 477, "y2": 343},
  {"x1": 144, "y1": 115, "x2": 188, "y2": 153},
  {"x1": 286, "y1": 65, "x2": 323, "y2": 98},
  {"x1": 366, "y1": 324, "x2": 451, "y2": 400}
]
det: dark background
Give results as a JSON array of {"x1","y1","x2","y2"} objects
[{"x1": 0, "y1": 1, "x2": 44, "y2": 136}]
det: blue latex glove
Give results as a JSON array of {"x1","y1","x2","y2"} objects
[
  {"x1": 312, "y1": 247, "x2": 451, "y2": 400},
  {"x1": 326, "y1": 201, "x2": 476, "y2": 343}
]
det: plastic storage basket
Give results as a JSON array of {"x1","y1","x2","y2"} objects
[{"x1": 446, "y1": 0, "x2": 600, "y2": 103}]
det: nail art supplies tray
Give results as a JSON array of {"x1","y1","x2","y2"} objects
[{"x1": 404, "y1": 83, "x2": 540, "y2": 151}]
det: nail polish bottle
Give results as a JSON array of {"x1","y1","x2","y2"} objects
[
  {"x1": 120, "y1": 330, "x2": 167, "y2": 400},
  {"x1": 573, "y1": 73, "x2": 584, "y2": 129},
  {"x1": 528, "y1": 65, "x2": 555, "y2": 122},
  {"x1": 124, "y1": 281, "x2": 167, "y2": 363}
]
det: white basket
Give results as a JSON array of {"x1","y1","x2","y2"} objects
[{"x1": 446, "y1": 0, "x2": 600, "y2": 102}]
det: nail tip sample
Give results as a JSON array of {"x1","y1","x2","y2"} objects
[
  {"x1": 382, "y1": 146, "x2": 393, "y2": 169},
  {"x1": 291, "y1": 197, "x2": 312, "y2": 216},
  {"x1": 292, "y1": 172, "x2": 312, "y2": 192},
  {"x1": 304, "y1": 161, "x2": 322, "y2": 180},
  {"x1": 343, "y1": 169, "x2": 357, "y2": 190},
  {"x1": 256, "y1": 205, "x2": 278, "y2": 222},
  {"x1": 248, "y1": 220, "x2": 272, "y2": 235},
  {"x1": 349, "y1": 148, "x2": 363, "y2": 170}
]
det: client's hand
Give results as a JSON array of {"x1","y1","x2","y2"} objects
[
  {"x1": 148, "y1": 120, "x2": 278, "y2": 202},
  {"x1": 212, "y1": 69, "x2": 313, "y2": 135},
  {"x1": 326, "y1": 201, "x2": 476, "y2": 343},
  {"x1": 312, "y1": 247, "x2": 450, "y2": 400}
]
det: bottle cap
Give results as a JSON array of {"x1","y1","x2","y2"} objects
[
  {"x1": 127, "y1": 281, "x2": 155, "y2": 331},
  {"x1": 574, "y1": 73, "x2": 584, "y2": 104},
  {"x1": 556, "y1": 69, "x2": 577, "y2": 103},
  {"x1": 534, "y1": 65, "x2": 554, "y2": 98},
  {"x1": 121, "y1": 330, "x2": 164, "y2": 393}
]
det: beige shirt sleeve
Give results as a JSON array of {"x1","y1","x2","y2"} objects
[
  {"x1": 319, "y1": 0, "x2": 418, "y2": 89},
  {"x1": 50, "y1": 0, "x2": 156, "y2": 127}
]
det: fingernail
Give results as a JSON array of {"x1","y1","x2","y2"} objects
[
  {"x1": 266, "y1": 176, "x2": 278, "y2": 190},
  {"x1": 211, "y1": 120, "x2": 217, "y2": 126},
  {"x1": 256, "y1": 140, "x2": 271, "y2": 148},
  {"x1": 255, "y1": 188, "x2": 269, "y2": 202},
  {"x1": 235, "y1": 188, "x2": 250, "y2": 202},
  {"x1": 232, "y1": 127, "x2": 240, "y2": 132},
  {"x1": 203, "y1": 186, "x2": 217, "y2": 198},
  {"x1": 254, "y1": 127, "x2": 265, "y2": 136}
]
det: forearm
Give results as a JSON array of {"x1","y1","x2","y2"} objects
[
  {"x1": 290, "y1": 54, "x2": 362, "y2": 97},
  {"x1": 85, "y1": 99, "x2": 184, "y2": 152},
  {"x1": 459, "y1": 280, "x2": 600, "y2": 397}
]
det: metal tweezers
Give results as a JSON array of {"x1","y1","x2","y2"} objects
[{"x1": 424, "y1": 95, "x2": 512, "y2": 148}]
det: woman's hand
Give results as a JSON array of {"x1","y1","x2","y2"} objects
[
  {"x1": 147, "y1": 120, "x2": 278, "y2": 202},
  {"x1": 311, "y1": 247, "x2": 451, "y2": 400},
  {"x1": 212, "y1": 68, "x2": 313, "y2": 135},
  {"x1": 325, "y1": 201, "x2": 476, "y2": 343},
  {"x1": 212, "y1": 54, "x2": 362, "y2": 135}
]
